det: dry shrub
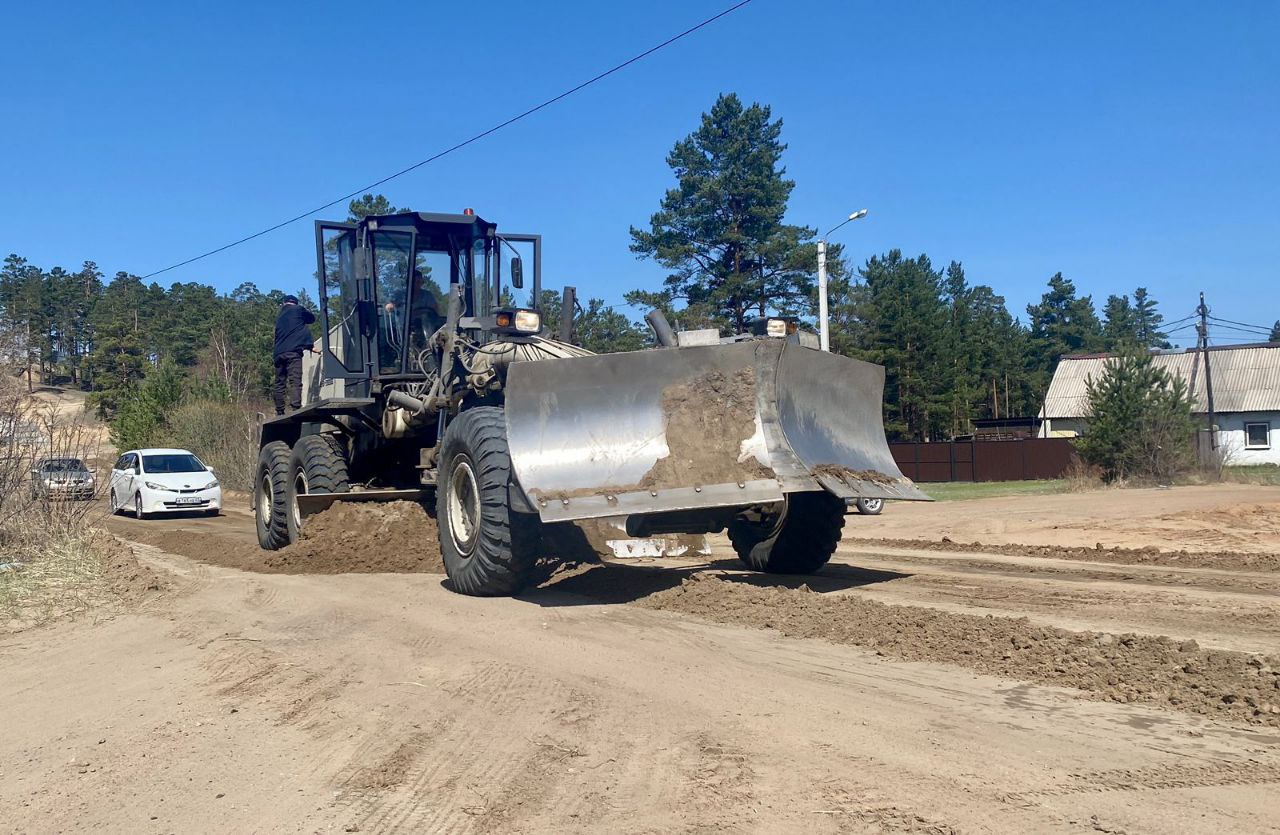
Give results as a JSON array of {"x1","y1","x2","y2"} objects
[
  {"x1": 0, "y1": 366, "x2": 118, "y2": 628},
  {"x1": 158, "y1": 398, "x2": 263, "y2": 491},
  {"x1": 1062, "y1": 458, "x2": 1106, "y2": 493}
]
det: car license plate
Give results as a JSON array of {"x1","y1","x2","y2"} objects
[{"x1": 175, "y1": 497, "x2": 203, "y2": 506}]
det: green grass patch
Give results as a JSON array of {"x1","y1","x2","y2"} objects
[
  {"x1": 1221, "y1": 465, "x2": 1280, "y2": 486},
  {"x1": 917, "y1": 479, "x2": 1071, "y2": 502}
]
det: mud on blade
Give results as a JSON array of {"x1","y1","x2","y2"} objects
[{"x1": 503, "y1": 340, "x2": 928, "y2": 524}]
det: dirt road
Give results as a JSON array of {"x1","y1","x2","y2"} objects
[{"x1": 3, "y1": 486, "x2": 1279, "y2": 832}]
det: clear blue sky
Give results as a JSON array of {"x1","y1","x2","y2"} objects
[{"x1": 2, "y1": 1, "x2": 1276, "y2": 348}]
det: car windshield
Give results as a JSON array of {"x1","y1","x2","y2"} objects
[
  {"x1": 42, "y1": 458, "x2": 86, "y2": 472},
  {"x1": 141, "y1": 454, "x2": 206, "y2": 474}
]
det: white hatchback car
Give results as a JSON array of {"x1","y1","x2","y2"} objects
[{"x1": 108, "y1": 448, "x2": 222, "y2": 518}]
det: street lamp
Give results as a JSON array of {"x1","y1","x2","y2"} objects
[{"x1": 817, "y1": 209, "x2": 868, "y2": 352}]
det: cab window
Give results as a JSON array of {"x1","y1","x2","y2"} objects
[{"x1": 373, "y1": 230, "x2": 413, "y2": 374}]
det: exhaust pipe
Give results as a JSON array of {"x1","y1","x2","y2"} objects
[
  {"x1": 645, "y1": 309, "x2": 678, "y2": 348},
  {"x1": 560, "y1": 286, "x2": 577, "y2": 344}
]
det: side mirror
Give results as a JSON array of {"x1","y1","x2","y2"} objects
[
  {"x1": 354, "y1": 246, "x2": 372, "y2": 282},
  {"x1": 510, "y1": 256, "x2": 524, "y2": 289}
]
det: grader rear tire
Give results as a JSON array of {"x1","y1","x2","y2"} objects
[
  {"x1": 255, "y1": 441, "x2": 292, "y2": 550},
  {"x1": 729, "y1": 491, "x2": 846, "y2": 574},
  {"x1": 286, "y1": 434, "x2": 350, "y2": 543},
  {"x1": 437, "y1": 407, "x2": 540, "y2": 596}
]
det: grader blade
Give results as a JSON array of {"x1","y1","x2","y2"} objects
[{"x1": 503, "y1": 340, "x2": 928, "y2": 525}]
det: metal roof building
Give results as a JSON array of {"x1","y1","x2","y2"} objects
[{"x1": 1040, "y1": 342, "x2": 1280, "y2": 464}]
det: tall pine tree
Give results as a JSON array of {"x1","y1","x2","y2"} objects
[{"x1": 629, "y1": 93, "x2": 835, "y2": 333}]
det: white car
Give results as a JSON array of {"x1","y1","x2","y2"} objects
[{"x1": 108, "y1": 448, "x2": 222, "y2": 518}]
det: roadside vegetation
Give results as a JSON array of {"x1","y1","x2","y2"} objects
[
  {"x1": 918, "y1": 479, "x2": 1071, "y2": 502},
  {"x1": 1074, "y1": 349, "x2": 1199, "y2": 483},
  {"x1": 0, "y1": 353, "x2": 131, "y2": 629}
]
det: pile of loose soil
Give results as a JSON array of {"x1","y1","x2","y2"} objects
[
  {"x1": 113, "y1": 502, "x2": 443, "y2": 575},
  {"x1": 93, "y1": 531, "x2": 167, "y2": 602},
  {"x1": 640, "y1": 368, "x2": 774, "y2": 490},
  {"x1": 845, "y1": 536, "x2": 1280, "y2": 572},
  {"x1": 642, "y1": 574, "x2": 1280, "y2": 727},
  {"x1": 264, "y1": 501, "x2": 443, "y2": 574}
]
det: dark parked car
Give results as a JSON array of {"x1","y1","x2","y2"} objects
[{"x1": 30, "y1": 457, "x2": 96, "y2": 501}]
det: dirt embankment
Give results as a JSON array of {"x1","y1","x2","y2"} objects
[
  {"x1": 124, "y1": 502, "x2": 443, "y2": 575},
  {"x1": 642, "y1": 575, "x2": 1280, "y2": 727},
  {"x1": 845, "y1": 536, "x2": 1280, "y2": 572}
]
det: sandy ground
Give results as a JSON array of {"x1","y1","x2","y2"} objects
[
  {"x1": 867, "y1": 483, "x2": 1280, "y2": 554},
  {"x1": 2, "y1": 485, "x2": 1278, "y2": 832}
]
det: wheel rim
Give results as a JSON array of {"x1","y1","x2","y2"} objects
[
  {"x1": 291, "y1": 469, "x2": 308, "y2": 532},
  {"x1": 863, "y1": 498, "x2": 883, "y2": 512},
  {"x1": 257, "y1": 471, "x2": 272, "y2": 525},
  {"x1": 109, "y1": 489, "x2": 117, "y2": 512},
  {"x1": 447, "y1": 456, "x2": 481, "y2": 558},
  {"x1": 135, "y1": 494, "x2": 142, "y2": 518}
]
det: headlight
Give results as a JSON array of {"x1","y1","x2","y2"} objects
[
  {"x1": 201, "y1": 480, "x2": 219, "y2": 490},
  {"x1": 513, "y1": 310, "x2": 541, "y2": 333},
  {"x1": 766, "y1": 318, "x2": 788, "y2": 338},
  {"x1": 144, "y1": 481, "x2": 168, "y2": 491}
]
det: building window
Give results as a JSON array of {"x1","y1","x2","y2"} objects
[{"x1": 1245, "y1": 422, "x2": 1271, "y2": 450}]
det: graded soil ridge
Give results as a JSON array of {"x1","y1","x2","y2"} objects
[{"x1": 643, "y1": 574, "x2": 1280, "y2": 727}]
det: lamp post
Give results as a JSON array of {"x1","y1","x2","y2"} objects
[{"x1": 817, "y1": 208, "x2": 867, "y2": 352}]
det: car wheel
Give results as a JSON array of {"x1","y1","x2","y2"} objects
[
  {"x1": 134, "y1": 492, "x2": 147, "y2": 520},
  {"x1": 108, "y1": 488, "x2": 118, "y2": 515},
  {"x1": 855, "y1": 497, "x2": 884, "y2": 515}
]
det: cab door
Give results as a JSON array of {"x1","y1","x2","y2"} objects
[{"x1": 315, "y1": 221, "x2": 371, "y2": 396}]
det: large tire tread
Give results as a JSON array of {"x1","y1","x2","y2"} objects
[
  {"x1": 437, "y1": 407, "x2": 539, "y2": 596},
  {"x1": 729, "y1": 491, "x2": 845, "y2": 574},
  {"x1": 287, "y1": 434, "x2": 351, "y2": 542},
  {"x1": 255, "y1": 441, "x2": 292, "y2": 550}
]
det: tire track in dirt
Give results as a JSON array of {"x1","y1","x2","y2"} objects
[
  {"x1": 339, "y1": 660, "x2": 580, "y2": 833},
  {"x1": 1004, "y1": 759, "x2": 1280, "y2": 801}
]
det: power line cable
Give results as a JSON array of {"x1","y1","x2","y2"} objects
[
  {"x1": 141, "y1": 0, "x2": 756, "y2": 280},
  {"x1": 1209, "y1": 322, "x2": 1272, "y2": 337},
  {"x1": 1207, "y1": 314, "x2": 1273, "y2": 332}
]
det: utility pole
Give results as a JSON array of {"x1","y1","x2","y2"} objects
[
  {"x1": 1197, "y1": 291, "x2": 1216, "y2": 449},
  {"x1": 817, "y1": 209, "x2": 868, "y2": 352},
  {"x1": 817, "y1": 240, "x2": 829, "y2": 351}
]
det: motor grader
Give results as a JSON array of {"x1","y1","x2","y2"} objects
[{"x1": 255, "y1": 209, "x2": 926, "y2": 596}]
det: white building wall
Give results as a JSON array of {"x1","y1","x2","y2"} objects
[{"x1": 1214, "y1": 411, "x2": 1280, "y2": 466}]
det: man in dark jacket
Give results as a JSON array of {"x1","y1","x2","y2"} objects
[{"x1": 273, "y1": 295, "x2": 317, "y2": 416}]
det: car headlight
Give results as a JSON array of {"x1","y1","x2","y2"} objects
[
  {"x1": 144, "y1": 481, "x2": 169, "y2": 491},
  {"x1": 765, "y1": 318, "x2": 788, "y2": 338},
  {"x1": 201, "y1": 480, "x2": 219, "y2": 490}
]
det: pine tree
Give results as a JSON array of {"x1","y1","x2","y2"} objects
[
  {"x1": 1074, "y1": 349, "x2": 1197, "y2": 481},
  {"x1": 1131, "y1": 287, "x2": 1169, "y2": 349},
  {"x1": 1271, "y1": 320, "x2": 1280, "y2": 343},
  {"x1": 1101, "y1": 293, "x2": 1137, "y2": 350},
  {"x1": 1027, "y1": 272, "x2": 1102, "y2": 375},
  {"x1": 851, "y1": 251, "x2": 948, "y2": 440},
  {"x1": 347, "y1": 193, "x2": 406, "y2": 221},
  {"x1": 629, "y1": 93, "x2": 836, "y2": 333}
]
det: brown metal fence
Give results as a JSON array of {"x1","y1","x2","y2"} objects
[{"x1": 890, "y1": 438, "x2": 1077, "y2": 483}]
